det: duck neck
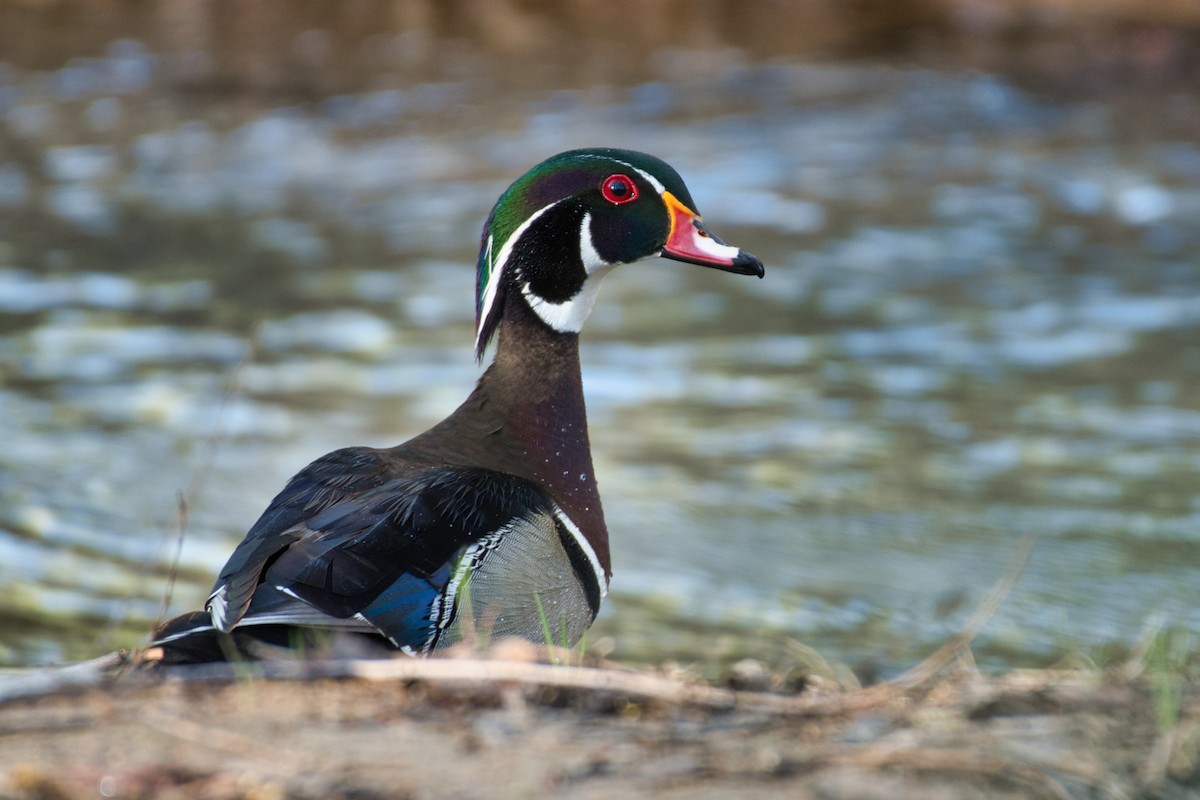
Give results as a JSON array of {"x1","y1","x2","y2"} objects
[
  {"x1": 411, "y1": 295, "x2": 611, "y2": 576},
  {"x1": 491, "y1": 299, "x2": 610, "y2": 569}
]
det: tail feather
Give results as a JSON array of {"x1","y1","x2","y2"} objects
[
  {"x1": 150, "y1": 610, "x2": 227, "y2": 663},
  {"x1": 150, "y1": 611, "x2": 395, "y2": 663}
]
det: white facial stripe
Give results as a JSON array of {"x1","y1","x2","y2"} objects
[
  {"x1": 554, "y1": 506, "x2": 609, "y2": 595},
  {"x1": 475, "y1": 200, "x2": 562, "y2": 352},
  {"x1": 631, "y1": 166, "x2": 665, "y2": 194},
  {"x1": 577, "y1": 154, "x2": 666, "y2": 194},
  {"x1": 578, "y1": 212, "x2": 606, "y2": 273},
  {"x1": 523, "y1": 212, "x2": 615, "y2": 333}
]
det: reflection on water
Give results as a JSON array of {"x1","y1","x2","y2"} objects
[{"x1": 1, "y1": 38, "x2": 1199, "y2": 677}]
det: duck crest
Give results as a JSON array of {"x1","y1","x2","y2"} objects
[{"x1": 151, "y1": 147, "x2": 763, "y2": 663}]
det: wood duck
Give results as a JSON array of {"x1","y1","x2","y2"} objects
[{"x1": 153, "y1": 148, "x2": 763, "y2": 662}]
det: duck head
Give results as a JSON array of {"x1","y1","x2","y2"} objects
[{"x1": 475, "y1": 148, "x2": 764, "y2": 359}]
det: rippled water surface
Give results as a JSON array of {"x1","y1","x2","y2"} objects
[{"x1": 2, "y1": 43, "x2": 1199, "y2": 676}]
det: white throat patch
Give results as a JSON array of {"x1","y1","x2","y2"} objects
[{"x1": 522, "y1": 211, "x2": 617, "y2": 333}]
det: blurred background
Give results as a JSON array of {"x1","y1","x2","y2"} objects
[{"x1": 0, "y1": 0, "x2": 1198, "y2": 680}]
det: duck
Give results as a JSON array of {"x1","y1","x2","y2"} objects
[{"x1": 152, "y1": 147, "x2": 763, "y2": 662}]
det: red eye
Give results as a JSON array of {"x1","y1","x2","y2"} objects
[{"x1": 600, "y1": 174, "x2": 638, "y2": 205}]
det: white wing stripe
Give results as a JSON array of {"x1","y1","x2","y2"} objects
[
  {"x1": 207, "y1": 585, "x2": 233, "y2": 632},
  {"x1": 425, "y1": 523, "x2": 512, "y2": 652}
]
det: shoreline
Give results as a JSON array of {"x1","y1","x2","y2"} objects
[
  {"x1": 0, "y1": 646, "x2": 1195, "y2": 799},
  {"x1": 0, "y1": 0, "x2": 1197, "y2": 94}
]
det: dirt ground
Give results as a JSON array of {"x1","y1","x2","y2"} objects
[{"x1": 0, "y1": 646, "x2": 1196, "y2": 800}]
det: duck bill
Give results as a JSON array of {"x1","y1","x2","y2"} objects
[{"x1": 659, "y1": 191, "x2": 764, "y2": 278}]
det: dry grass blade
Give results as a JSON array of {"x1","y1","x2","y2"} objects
[
  {"x1": 884, "y1": 533, "x2": 1036, "y2": 691},
  {"x1": 152, "y1": 348, "x2": 251, "y2": 635},
  {"x1": 155, "y1": 491, "x2": 189, "y2": 627}
]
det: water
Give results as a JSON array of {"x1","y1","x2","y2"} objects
[{"x1": 1, "y1": 44, "x2": 1199, "y2": 677}]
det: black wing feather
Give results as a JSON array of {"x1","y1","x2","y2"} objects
[
  {"x1": 263, "y1": 469, "x2": 547, "y2": 616},
  {"x1": 208, "y1": 446, "x2": 391, "y2": 627},
  {"x1": 207, "y1": 452, "x2": 553, "y2": 646}
]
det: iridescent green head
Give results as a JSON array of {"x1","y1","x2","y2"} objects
[{"x1": 474, "y1": 148, "x2": 763, "y2": 360}]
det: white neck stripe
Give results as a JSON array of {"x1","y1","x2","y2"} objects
[{"x1": 554, "y1": 506, "x2": 609, "y2": 595}]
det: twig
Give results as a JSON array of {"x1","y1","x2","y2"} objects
[
  {"x1": 148, "y1": 655, "x2": 896, "y2": 717},
  {"x1": 0, "y1": 651, "x2": 127, "y2": 705}
]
